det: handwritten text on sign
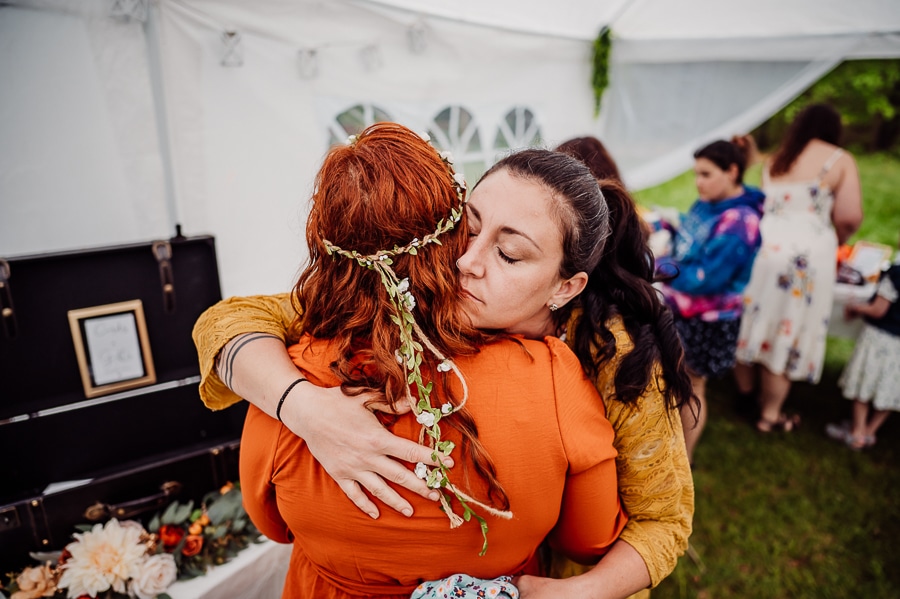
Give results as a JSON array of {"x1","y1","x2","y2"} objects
[{"x1": 84, "y1": 312, "x2": 146, "y2": 386}]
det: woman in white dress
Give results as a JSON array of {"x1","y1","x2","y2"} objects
[{"x1": 733, "y1": 104, "x2": 863, "y2": 433}]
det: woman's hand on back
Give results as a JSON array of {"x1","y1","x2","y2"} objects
[
  {"x1": 218, "y1": 332, "x2": 448, "y2": 518},
  {"x1": 279, "y1": 384, "x2": 450, "y2": 519}
]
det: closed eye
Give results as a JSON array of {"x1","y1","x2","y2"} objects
[{"x1": 497, "y1": 248, "x2": 519, "y2": 264}]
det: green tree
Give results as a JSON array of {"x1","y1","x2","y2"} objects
[{"x1": 755, "y1": 59, "x2": 900, "y2": 152}]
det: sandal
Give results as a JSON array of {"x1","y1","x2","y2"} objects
[
  {"x1": 825, "y1": 422, "x2": 876, "y2": 450},
  {"x1": 845, "y1": 434, "x2": 872, "y2": 451},
  {"x1": 756, "y1": 413, "x2": 801, "y2": 433}
]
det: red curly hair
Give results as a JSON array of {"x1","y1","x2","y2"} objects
[{"x1": 292, "y1": 122, "x2": 508, "y2": 509}]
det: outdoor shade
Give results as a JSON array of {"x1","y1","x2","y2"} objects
[{"x1": 2, "y1": 0, "x2": 898, "y2": 296}]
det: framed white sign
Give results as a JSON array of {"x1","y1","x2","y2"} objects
[{"x1": 68, "y1": 300, "x2": 156, "y2": 398}]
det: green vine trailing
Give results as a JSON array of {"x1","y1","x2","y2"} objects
[
  {"x1": 592, "y1": 27, "x2": 612, "y2": 117},
  {"x1": 321, "y1": 134, "x2": 512, "y2": 555}
]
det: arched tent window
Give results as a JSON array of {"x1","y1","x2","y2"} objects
[
  {"x1": 327, "y1": 104, "x2": 393, "y2": 146},
  {"x1": 428, "y1": 106, "x2": 487, "y2": 186},
  {"x1": 493, "y1": 106, "x2": 542, "y2": 159}
]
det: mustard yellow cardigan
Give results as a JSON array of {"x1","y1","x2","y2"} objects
[{"x1": 192, "y1": 294, "x2": 693, "y2": 588}]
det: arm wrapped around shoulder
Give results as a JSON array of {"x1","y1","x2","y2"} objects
[{"x1": 192, "y1": 293, "x2": 298, "y2": 410}]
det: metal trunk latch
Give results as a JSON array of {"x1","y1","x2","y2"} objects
[{"x1": 151, "y1": 241, "x2": 176, "y2": 314}]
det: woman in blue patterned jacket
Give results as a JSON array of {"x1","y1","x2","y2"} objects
[{"x1": 656, "y1": 139, "x2": 765, "y2": 463}]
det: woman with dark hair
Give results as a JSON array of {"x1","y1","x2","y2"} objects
[
  {"x1": 734, "y1": 103, "x2": 863, "y2": 433},
  {"x1": 528, "y1": 136, "x2": 695, "y2": 594},
  {"x1": 556, "y1": 136, "x2": 623, "y2": 182},
  {"x1": 240, "y1": 123, "x2": 628, "y2": 597},
  {"x1": 655, "y1": 140, "x2": 764, "y2": 462},
  {"x1": 194, "y1": 135, "x2": 696, "y2": 598}
]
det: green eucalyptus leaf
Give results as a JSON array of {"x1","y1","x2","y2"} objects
[
  {"x1": 160, "y1": 501, "x2": 180, "y2": 525},
  {"x1": 207, "y1": 492, "x2": 241, "y2": 525},
  {"x1": 173, "y1": 501, "x2": 194, "y2": 524}
]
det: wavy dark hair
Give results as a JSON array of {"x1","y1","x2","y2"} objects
[
  {"x1": 556, "y1": 136, "x2": 622, "y2": 182},
  {"x1": 293, "y1": 122, "x2": 508, "y2": 509},
  {"x1": 555, "y1": 137, "x2": 694, "y2": 412},
  {"x1": 770, "y1": 103, "x2": 843, "y2": 177},
  {"x1": 694, "y1": 139, "x2": 748, "y2": 184}
]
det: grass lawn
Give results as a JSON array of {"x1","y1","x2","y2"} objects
[{"x1": 633, "y1": 153, "x2": 900, "y2": 598}]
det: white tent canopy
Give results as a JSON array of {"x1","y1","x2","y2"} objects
[{"x1": 2, "y1": 0, "x2": 899, "y2": 296}]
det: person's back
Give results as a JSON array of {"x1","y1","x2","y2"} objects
[
  {"x1": 735, "y1": 104, "x2": 863, "y2": 431},
  {"x1": 761, "y1": 138, "x2": 854, "y2": 230},
  {"x1": 241, "y1": 334, "x2": 623, "y2": 597}
]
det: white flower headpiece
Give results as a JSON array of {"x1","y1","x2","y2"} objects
[{"x1": 321, "y1": 135, "x2": 511, "y2": 554}]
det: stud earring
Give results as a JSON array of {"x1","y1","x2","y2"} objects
[{"x1": 549, "y1": 303, "x2": 559, "y2": 312}]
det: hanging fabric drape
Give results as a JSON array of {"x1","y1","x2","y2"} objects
[{"x1": 2, "y1": 0, "x2": 898, "y2": 295}]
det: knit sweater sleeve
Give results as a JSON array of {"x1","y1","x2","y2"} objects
[
  {"x1": 191, "y1": 293, "x2": 298, "y2": 410},
  {"x1": 605, "y1": 372, "x2": 694, "y2": 587},
  {"x1": 579, "y1": 316, "x2": 694, "y2": 587}
]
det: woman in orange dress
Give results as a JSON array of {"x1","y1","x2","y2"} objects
[{"x1": 239, "y1": 123, "x2": 627, "y2": 598}]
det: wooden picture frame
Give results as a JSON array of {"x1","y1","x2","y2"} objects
[
  {"x1": 68, "y1": 300, "x2": 156, "y2": 398},
  {"x1": 847, "y1": 240, "x2": 894, "y2": 281}
]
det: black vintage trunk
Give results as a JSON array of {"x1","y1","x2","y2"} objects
[{"x1": 0, "y1": 234, "x2": 246, "y2": 570}]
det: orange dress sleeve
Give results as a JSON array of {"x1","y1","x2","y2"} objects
[
  {"x1": 239, "y1": 405, "x2": 294, "y2": 544},
  {"x1": 544, "y1": 337, "x2": 628, "y2": 564},
  {"x1": 552, "y1": 314, "x2": 694, "y2": 587}
]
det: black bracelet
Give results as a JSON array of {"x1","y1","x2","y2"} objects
[{"x1": 275, "y1": 377, "x2": 308, "y2": 424}]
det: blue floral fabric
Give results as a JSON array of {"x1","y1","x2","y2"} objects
[
  {"x1": 656, "y1": 185, "x2": 764, "y2": 321},
  {"x1": 410, "y1": 574, "x2": 519, "y2": 599}
]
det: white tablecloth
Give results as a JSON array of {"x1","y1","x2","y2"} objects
[
  {"x1": 166, "y1": 539, "x2": 291, "y2": 599},
  {"x1": 829, "y1": 282, "x2": 877, "y2": 339}
]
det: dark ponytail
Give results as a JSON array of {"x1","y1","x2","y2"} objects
[{"x1": 570, "y1": 178, "x2": 693, "y2": 410}]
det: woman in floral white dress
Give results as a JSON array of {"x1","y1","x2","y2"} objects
[{"x1": 734, "y1": 104, "x2": 863, "y2": 433}]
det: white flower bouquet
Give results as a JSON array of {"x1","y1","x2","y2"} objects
[{"x1": 1, "y1": 483, "x2": 261, "y2": 599}]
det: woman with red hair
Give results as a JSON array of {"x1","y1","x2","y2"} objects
[
  {"x1": 196, "y1": 132, "x2": 695, "y2": 598},
  {"x1": 238, "y1": 123, "x2": 626, "y2": 598}
]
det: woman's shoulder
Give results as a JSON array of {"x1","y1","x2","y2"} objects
[
  {"x1": 766, "y1": 140, "x2": 855, "y2": 183},
  {"x1": 801, "y1": 140, "x2": 856, "y2": 171},
  {"x1": 463, "y1": 335, "x2": 580, "y2": 378},
  {"x1": 519, "y1": 335, "x2": 587, "y2": 374}
]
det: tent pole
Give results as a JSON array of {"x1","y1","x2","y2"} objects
[{"x1": 142, "y1": 1, "x2": 183, "y2": 238}]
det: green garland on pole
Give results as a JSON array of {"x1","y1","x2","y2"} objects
[{"x1": 592, "y1": 27, "x2": 611, "y2": 117}]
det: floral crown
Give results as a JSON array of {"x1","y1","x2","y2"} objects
[{"x1": 321, "y1": 132, "x2": 512, "y2": 554}]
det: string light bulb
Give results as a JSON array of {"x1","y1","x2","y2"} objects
[
  {"x1": 360, "y1": 44, "x2": 383, "y2": 72},
  {"x1": 297, "y1": 48, "x2": 319, "y2": 79},
  {"x1": 221, "y1": 30, "x2": 244, "y2": 67},
  {"x1": 110, "y1": 0, "x2": 147, "y2": 22},
  {"x1": 407, "y1": 19, "x2": 427, "y2": 54}
]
